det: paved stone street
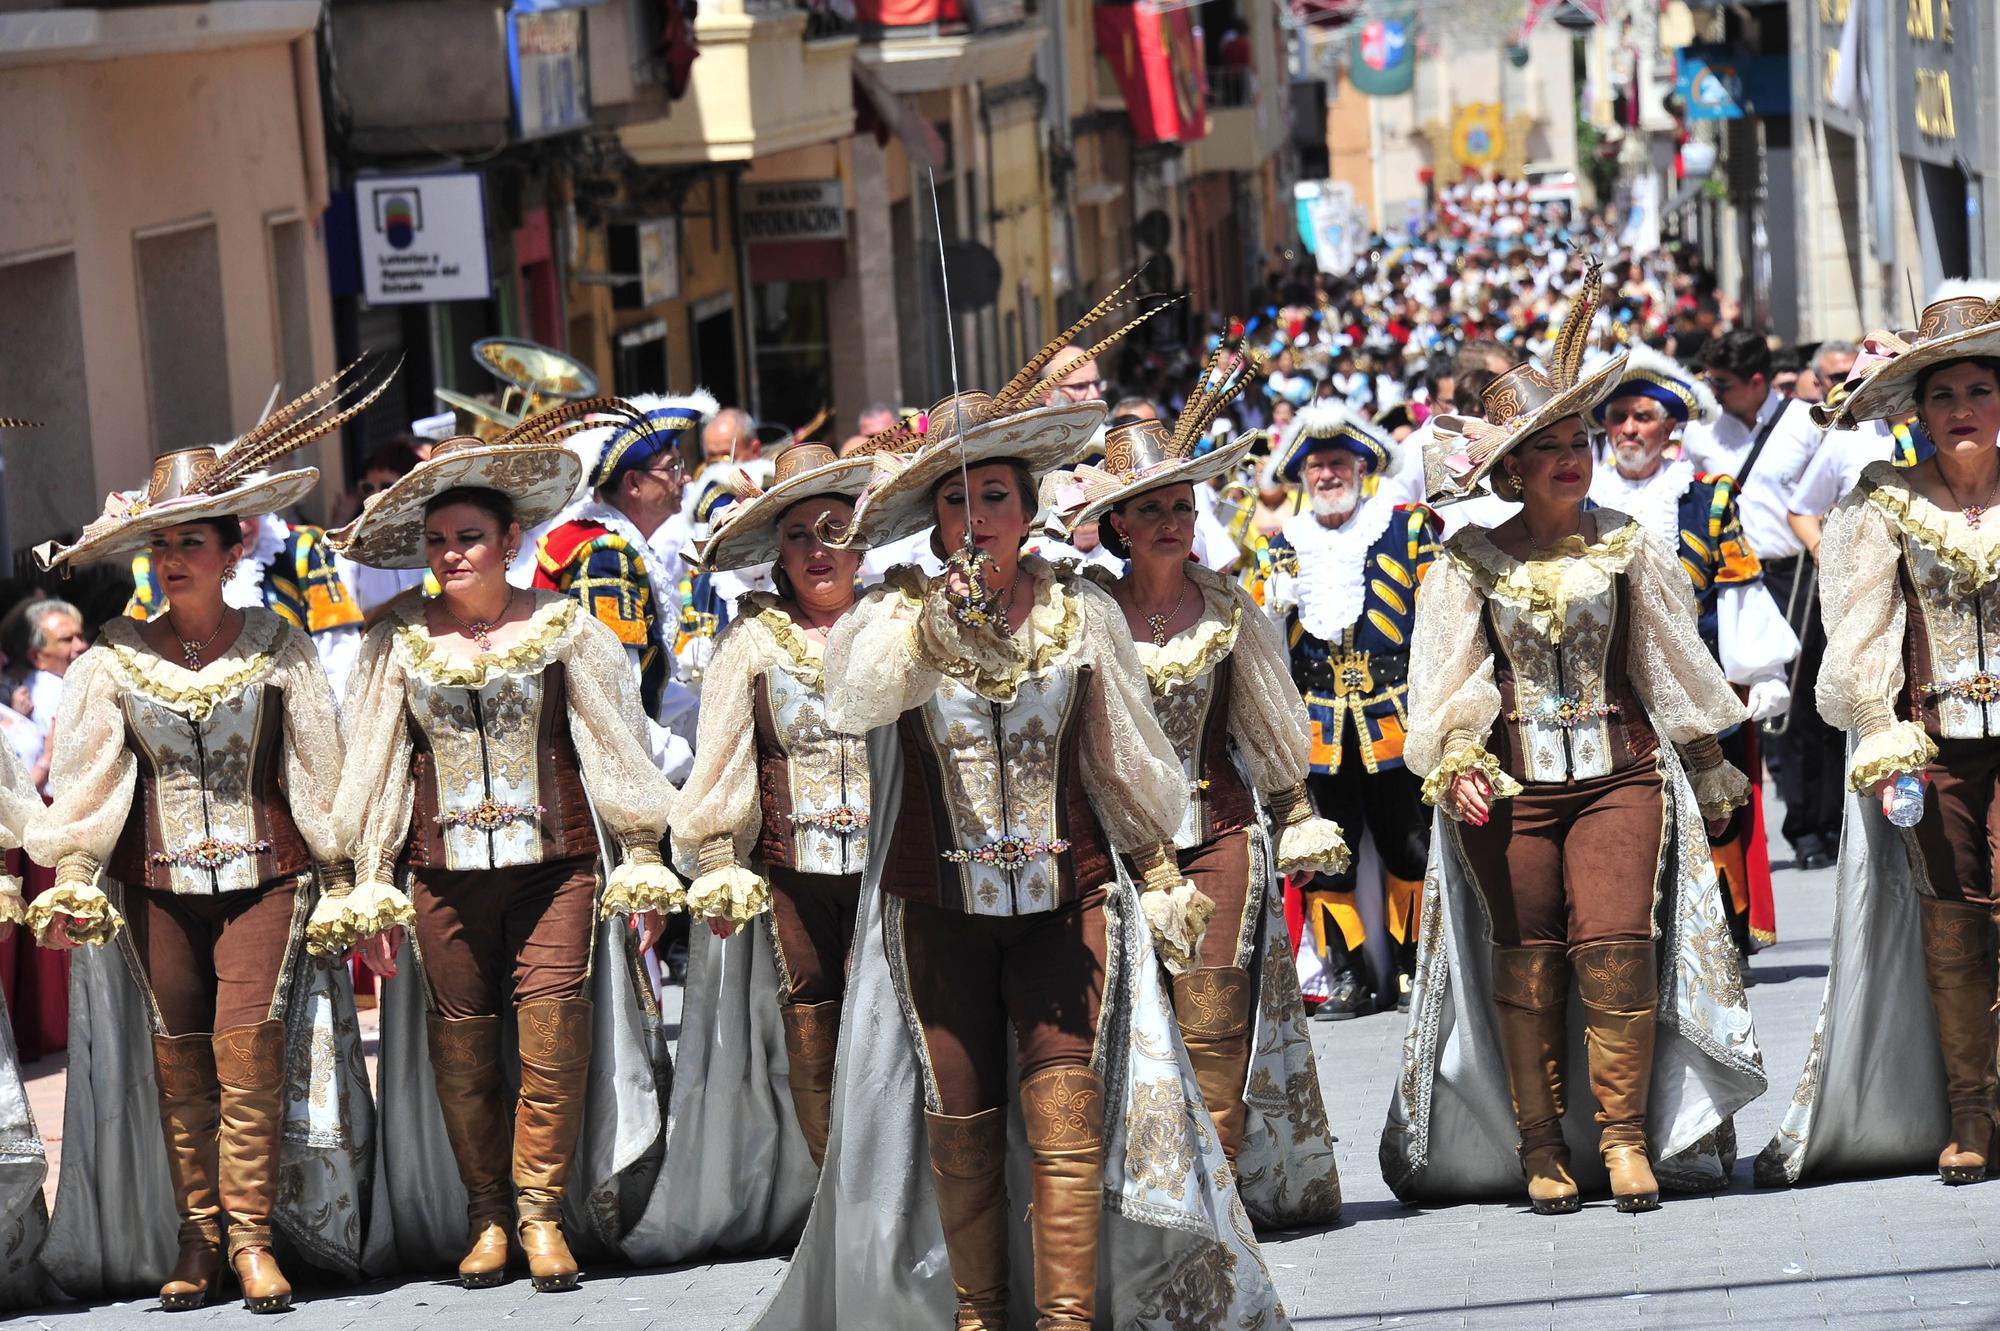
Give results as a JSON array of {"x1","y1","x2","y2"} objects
[{"x1": 17, "y1": 829, "x2": 2000, "y2": 1329}]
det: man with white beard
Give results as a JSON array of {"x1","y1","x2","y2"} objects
[
  {"x1": 1263, "y1": 403, "x2": 1442, "y2": 1019},
  {"x1": 1588, "y1": 345, "x2": 1799, "y2": 962}
]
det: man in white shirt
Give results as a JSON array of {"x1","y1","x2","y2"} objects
[{"x1": 22, "y1": 597, "x2": 85, "y2": 725}]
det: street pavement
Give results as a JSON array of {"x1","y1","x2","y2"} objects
[{"x1": 16, "y1": 824, "x2": 2000, "y2": 1329}]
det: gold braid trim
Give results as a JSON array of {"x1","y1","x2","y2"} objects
[
  {"x1": 1862, "y1": 463, "x2": 2000, "y2": 594},
  {"x1": 391, "y1": 596, "x2": 580, "y2": 688},
  {"x1": 743, "y1": 592, "x2": 826, "y2": 688},
  {"x1": 912, "y1": 561, "x2": 1084, "y2": 703},
  {"x1": 1444, "y1": 519, "x2": 1641, "y2": 645},
  {"x1": 96, "y1": 614, "x2": 283, "y2": 721},
  {"x1": 1136, "y1": 576, "x2": 1241, "y2": 693}
]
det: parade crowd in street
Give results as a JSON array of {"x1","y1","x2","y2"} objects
[{"x1": 0, "y1": 195, "x2": 1993, "y2": 1328}]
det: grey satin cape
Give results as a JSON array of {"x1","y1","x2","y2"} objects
[
  {"x1": 753, "y1": 729, "x2": 1296, "y2": 1331},
  {"x1": 1754, "y1": 780, "x2": 1949, "y2": 1184},
  {"x1": 1382, "y1": 749, "x2": 1768, "y2": 1200},
  {"x1": 38, "y1": 880, "x2": 373, "y2": 1300}
]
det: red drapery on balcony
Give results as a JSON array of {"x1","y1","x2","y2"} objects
[
  {"x1": 1095, "y1": 4, "x2": 1208, "y2": 145},
  {"x1": 854, "y1": 0, "x2": 965, "y2": 25}
]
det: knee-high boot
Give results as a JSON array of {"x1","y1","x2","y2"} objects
[
  {"x1": 1491, "y1": 946, "x2": 1578, "y2": 1214},
  {"x1": 427, "y1": 1014, "x2": 513, "y2": 1285},
  {"x1": 924, "y1": 1106, "x2": 1011, "y2": 1331},
  {"x1": 1920, "y1": 898, "x2": 1997, "y2": 1184},
  {"x1": 1572, "y1": 941, "x2": 1659, "y2": 1212},
  {"x1": 1020, "y1": 1067, "x2": 1104, "y2": 1331},
  {"x1": 152, "y1": 1033, "x2": 224, "y2": 1310},
  {"x1": 1171, "y1": 966, "x2": 1254, "y2": 1161},
  {"x1": 513, "y1": 997, "x2": 592, "y2": 1291},
  {"x1": 780, "y1": 1000, "x2": 842, "y2": 1169},
  {"x1": 212, "y1": 1021, "x2": 292, "y2": 1311}
]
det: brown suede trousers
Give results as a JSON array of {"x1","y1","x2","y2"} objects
[
  {"x1": 1457, "y1": 761, "x2": 1665, "y2": 947},
  {"x1": 1913, "y1": 738, "x2": 2000, "y2": 906},
  {"x1": 897, "y1": 888, "x2": 1109, "y2": 1115},
  {"x1": 768, "y1": 866, "x2": 862, "y2": 1005},
  {"x1": 411, "y1": 855, "x2": 596, "y2": 1018},
  {"x1": 126, "y1": 882, "x2": 299, "y2": 1035},
  {"x1": 1178, "y1": 827, "x2": 1256, "y2": 970}
]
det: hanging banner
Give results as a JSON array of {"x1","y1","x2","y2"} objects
[
  {"x1": 1450, "y1": 103, "x2": 1506, "y2": 172},
  {"x1": 1094, "y1": 3, "x2": 1208, "y2": 145},
  {"x1": 1349, "y1": 9, "x2": 1415, "y2": 97}
]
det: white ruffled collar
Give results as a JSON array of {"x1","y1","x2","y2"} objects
[
  {"x1": 1589, "y1": 458, "x2": 1690, "y2": 548},
  {"x1": 1283, "y1": 497, "x2": 1397, "y2": 642}
]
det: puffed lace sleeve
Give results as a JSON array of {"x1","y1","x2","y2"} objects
[
  {"x1": 1216, "y1": 577, "x2": 1349, "y2": 875},
  {"x1": 822, "y1": 568, "x2": 945, "y2": 734},
  {"x1": 1403, "y1": 546, "x2": 1519, "y2": 815},
  {"x1": 1624, "y1": 527, "x2": 1753, "y2": 818},
  {"x1": 312, "y1": 620, "x2": 418, "y2": 954},
  {"x1": 673, "y1": 616, "x2": 772, "y2": 926},
  {"x1": 0, "y1": 743, "x2": 36, "y2": 929},
  {"x1": 1816, "y1": 484, "x2": 1933, "y2": 790},
  {"x1": 564, "y1": 614, "x2": 687, "y2": 919},
  {"x1": 23, "y1": 649, "x2": 135, "y2": 946}
]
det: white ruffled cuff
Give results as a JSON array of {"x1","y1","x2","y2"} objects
[
  {"x1": 1847, "y1": 719, "x2": 1939, "y2": 794},
  {"x1": 1275, "y1": 816, "x2": 1352, "y2": 876},
  {"x1": 1139, "y1": 878, "x2": 1217, "y2": 977},
  {"x1": 26, "y1": 882, "x2": 124, "y2": 948},
  {"x1": 304, "y1": 878, "x2": 416, "y2": 957},
  {"x1": 1419, "y1": 742, "x2": 1523, "y2": 816},
  {"x1": 602, "y1": 861, "x2": 689, "y2": 919},
  {"x1": 684, "y1": 864, "x2": 770, "y2": 928},
  {"x1": 0, "y1": 880, "x2": 24, "y2": 929}
]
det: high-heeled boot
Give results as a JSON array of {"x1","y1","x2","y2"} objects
[
  {"x1": 1020, "y1": 1066, "x2": 1104, "y2": 1331},
  {"x1": 924, "y1": 1106, "x2": 1010, "y2": 1330},
  {"x1": 1920, "y1": 898, "x2": 1997, "y2": 1184},
  {"x1": 513, "y1": 997, "x2": 592, "y2": 1291},
  {"x1": 427, "y1": 1013, "x2": 513, "y2": 1285},
  {"x1": 152, "y1": 1032, "x2": 223, "y2": 1310},
  {"x1": 213, "y1": 1021, "x2": 292, "y2": 1311},
  {"x1": 1492, "y1": 946, "x2": 1578, "y2": 1214},
  {"x1": 1171, "y1": 966, "x2": 1254, "y2": 1161},
  {"x1": 1573, "y1": 941, "x2": 1660, "y2": 1212},
  {"x1": 780, "y1": 1000, "x2": 841, "y2": 1169}
]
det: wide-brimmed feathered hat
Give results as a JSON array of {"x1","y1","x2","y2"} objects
[
  {"x1": 36, "y1": 356, "x2": 399, "y2": 572},
  {"x1": 832, "y1": 271, "x2": 1183, "y2": 550},
  {"x1": 1591, "y1": 342, "x2": 1720, "y2": 428},
  {"x1": 327, "y1": 397, "x2": 686, "y2": 569},
  {"x1": 1276, "y1": 400, "x2": 1402, "y2": 480},
  {"x1": 1427, "y1": 258, "x2": 1627, "y2": 501},
  {"x1": 694, "y1": 443, "x2": 875, "y2": 572},
  {"x1": 1815, "y1": 280, "x2": 2000, "y2": 429},
  {"x1": 1052, "y1": 339, "x2": 1264, "y2": 536}
]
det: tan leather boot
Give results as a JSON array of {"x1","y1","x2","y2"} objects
[
  {"x1": 513, "y1": 997, "x2": 592, "y2": 1291},
  {"x1": 427, "y1": 1013, "x2": 513, "y2": 1285},
  {"x1": 213, "y1": 1021, "x2": 292, "y2": 1312},
  {"x1": 1572, "y1": 941, "x2": 1660, "y2": 1213},
  {"x1": 1921, "y1": 898, "x2": 1997, "y2": 1184},
  {"x1": 1491, "y1": 947, "x2": 1578, "y2": 1214},
  {"x1": 780, "y1": 1000, "x2": 841, "y2": 1170},
  {"x1": 1170, "y1": 966, "x2": 1254, "y2": 1161},
  {"x1": 924, "y1": 1106, "x2": 1011, "y2": 1331},
  {"x1": 153, "y1": 1032, "x2": 224, "y2": 1310},
  {"x1": 1020, "y1": 1066, "x2": 1104, "y2": 1331}
]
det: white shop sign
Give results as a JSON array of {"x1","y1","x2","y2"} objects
[
  {"x1": 357, "y1": 172, "x2": 493, "y2": 305},
  {"x1": 739, "y1": 180, "x2": 848, "y2": 243}
]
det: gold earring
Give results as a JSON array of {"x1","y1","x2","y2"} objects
[{"x1": 221, "y1": 566, "x2": 235, "y2": 585}]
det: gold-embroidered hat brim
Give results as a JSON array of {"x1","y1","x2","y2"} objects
[
  {"x1": 1830, "y1": 326, "x2": 2000, "y2": 428},
  {"x1": 328, "y1": 443, "x2": 583, "y2": 569},
  {"x1": 1058, "y1": 430, "x2": 1258, "y2": 536},
  {"x1": 41, "y1": 468, "x2": 321, "y2": 571},
  {"x1": 1430, "y1": 350, "x2": 1628, "y2": 501},
  {"x1": 694, "y1": 455, "x2": 877, "y2": 572}
]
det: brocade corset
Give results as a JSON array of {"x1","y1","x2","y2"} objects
[
  {"x1": 404, "y1": 661, "x2": 597, "y2": 872},
  {"x1": 1483, "y1": 572, "x2": 1656, "y2": 784},
  {"x1": 1148, "y1": 653, "x2": 1255, "y2": 851},
  {"x1": 752, "y1": 663, "x2": 871, "y2": 876},
  {"x1": 885, "y1": 662, "x2": 1111, "y2": 917},
  {"x1": 109, "y1": 682, "x2": 308, "y2": 895},
  {"x1": 1897, "y1": 545, "x2": 2000, "y2": 740}
]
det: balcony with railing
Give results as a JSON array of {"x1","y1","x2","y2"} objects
[{"x1": 849, "y1": 0, "x2": 1040, "y2": 96}]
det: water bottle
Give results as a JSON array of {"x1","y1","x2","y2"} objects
[{"x1": 1886, "y1": 772, "x2": 1926, "y2": 828}]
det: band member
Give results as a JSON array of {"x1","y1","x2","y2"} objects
[
  {"x1": 1590, "y1": 345, "x2": 1799, "y2": 959},
  {"x1": 1262, "y1": 402, "x2": 1441, "y2": 1017}
]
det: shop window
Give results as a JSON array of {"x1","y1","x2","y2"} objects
[
  {"x1": 0, "y1": 250, "x2": 93, "y2": 559},
  {"x1": 692, "y1": 296, "x2": 741, "y2": 411},
  {"x1": 135, "y1": 218, "x2": 232, "y2": 454},
  {"x1": 752, "y1": 281, "x2": 831, "y2": 435},
  {"x1": 267, "y1": 214, "x2": 315, "y2": 400}
]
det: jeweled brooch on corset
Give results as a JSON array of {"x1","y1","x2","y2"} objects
[
  {"x1": 943, "y1": 835, "x2": 1072, "y2": 868},
  {"x1": 434, "y1": 800, "x2": 546, "y2": 832},
  {"x1": 1921, "y1": 674, "x2": 2000, "y2": 704},
  {"x1": 790, "y1": 805, "x2": 869, "y2": 835},
  {"x1": 151, "y1": 836, "x2": 274, "y2": 870},
  {"x1": 1507, "y1": 695, "x2": 1620, "y2": 728},
  {"x1": 1188, "y1": 778, "x2": 1212, "y2": 798}
]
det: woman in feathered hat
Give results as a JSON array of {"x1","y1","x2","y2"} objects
[
  {"x1": 1761, "y1": 280, "x2": 2000, "y2": 1187},
  {"x1": 1053, "y1": 345, "x2": 1347, "y2": 1229},
  {"x1": 25, "y1": 362, "x2": 395, "y2": 1310},
  {"x1": 1384, "y1": 261, "x2": 1765, "y2": 1215},
  {"x1": 322, "y1": 402, "x2": 682, "y2": 1291},
  {"x1": 752, "y1": 283, "x2": 1292, "y2": 1331}
]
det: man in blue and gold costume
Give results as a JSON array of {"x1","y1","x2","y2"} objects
[{"x1": 1264, "y1": 403, "x2": 1441, "y2": 1018}]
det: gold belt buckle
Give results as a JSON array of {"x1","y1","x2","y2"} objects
[{"x1": 1332, "y1": 648, "x2": 1374, "y2": 698}]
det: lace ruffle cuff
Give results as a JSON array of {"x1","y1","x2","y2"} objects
[
  {"x1": 1419, "y1": 742, "x2": 1523, "y2": 814},
  {"x1": 1847, "y1": 720, "x2": 1939, "y2": 794},
  {"x1": 0, "y1": 881, "x2": 24, "y2": 928},
  {"x1": 1684, "y1": 756, "x2": 1752, "y2": 821},
  {"x1": 1266, "y1": 784, "x2": 1352, "y2": 874},
  {"x1": 1132, "y1": 841, "x2": 1216, "y2": 976},
  {"x1": 27, "y1": 882, "x2": 123, "y2": 948},
  {"x1": 603, "y1": 861, "x2": 689, "y2": 920},
  {"x1": 683, "y1": 864, "x2": 768, "y2": 928},
  {"x1": 304, "y1": 878, "x2": 415, "y2": 957}
]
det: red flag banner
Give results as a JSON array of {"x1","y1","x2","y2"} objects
[{"x1": 1095, "y1": 3, "x2": 1209, "y2": 145}]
